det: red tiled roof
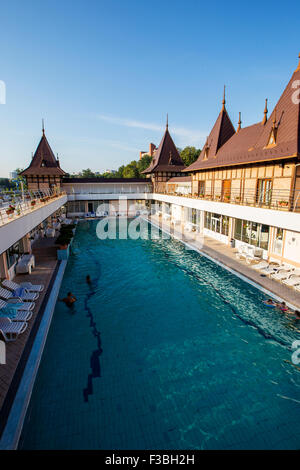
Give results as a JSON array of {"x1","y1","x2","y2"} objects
[
  {"x1": 142, "y1": 126, "x2": 186, "y2": 173},
  {"x1": 167, "y1": 176, "x2": 192, "y2": 183},
  {"x1": 21, "y1": 132, "x2": 67, "y2": 176},
  {"x1": 185, "y1": 60, "x2": 300, "y2": 171}
]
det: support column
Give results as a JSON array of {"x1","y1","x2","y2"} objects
[{"x1": 0, "y1": 252, "x2": 9, "y2": 280}]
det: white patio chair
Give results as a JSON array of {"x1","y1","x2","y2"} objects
[
  {"x1": 282, "y1": 275, "x2": 300, "y2": 287},
  {"x1": 270, "y1": 269, "x2": 294, "y2": 281},
  {"x1": 0, "y1": 300, "x2": 33, "y2": 321},
  {"x1": 0, "y1": 318, "x2": 28, "y2": 342},
  {"x1": 252, "y1": 260, "x2": 269, "y2": 270},
  {"x1": 3, "y1": 278, "x2": 44, "y2": 293},
  {"x1": 0, "y1": 286, "x2": 38, "y2": 303}
]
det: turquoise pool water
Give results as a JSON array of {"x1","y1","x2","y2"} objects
[{"x1": 19, "y1": 220, "x2": 300, "y2": 449}]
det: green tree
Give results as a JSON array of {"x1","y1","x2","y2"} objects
[
  {"x1": 180, "y1": 147, "x2": 201, "y2": 166},
  {"x1": 123, "y1": 161, "x2": 139, "y2": 178},
  {"x1": 79, "y1": 168, "x2": 96, "y2": 178},
  {"x1": 137, "y1": 155, "x2": 152, "y2": 176}
]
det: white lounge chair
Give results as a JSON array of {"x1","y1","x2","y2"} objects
[
  {"x1": 0, "y1": 286, "x2": 38, "y2": 303},
  {"x1": 0, "y1": 297, "x2": 34, "y2": 312},
  {"x1": 235, "y1": 245, "x2": 248, "y2": 260},
  {"x1": 0, "y1": 299, "x2": 33, "y2": 321},
  {"x1": 270, "y1": 269, "x2": 294, "y2": 281},
  {"x1": 252, "y1": 260, "x2": 269, "y2": 270},
  {"x1": 0, "y1": 318, "x2": 28, "y2": 342},
  {"x1": 260, "y1": 263, "x2": 280, "y2": 275},
  {"x1": 282, "y1": 275, "x2": 300, "y2": 287},
  {"x1": 2, "y1": 279, "x2": 44, "y2": 293},
  {"x1": 245, "y1": 249, "x2": 263, "y2": 264}
]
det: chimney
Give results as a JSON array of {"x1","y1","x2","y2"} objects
[{"x1": 149, "y1": 143, "x2": 156, "y2": 156}]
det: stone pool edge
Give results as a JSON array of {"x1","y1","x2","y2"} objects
[{"x1": 0, "y1": 260, "x2": 67, "y2": 450}]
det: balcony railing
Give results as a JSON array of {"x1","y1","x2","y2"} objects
[
  {"x1": 158, "y1": 188, "x2": 300, "y2": 212},
  {"x1": 0, "y1": 188, "x2": 66, "y2": 226}
]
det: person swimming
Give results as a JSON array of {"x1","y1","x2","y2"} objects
[
  {"x1": 294, "y1": 310, "x2": 300, "y2": 320},
  {"x1": 61, "y1": 292, "x2": 77, "y2": 307},
  {"x1": 278, "y1": 301, "x2": 289, "y2": 312},
  {"x1": 263, "y1": 298, "x2": 277, "y2": 307},
  {"x1": 86, "y1": 275, "x2": 92, "y2": 285}
]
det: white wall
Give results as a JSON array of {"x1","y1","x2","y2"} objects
[
  {"x1": 283, "y1": 231, "x2": 300, "y2": 263},
  {"x1": 0, "y1": 195, "x2": 67, "y2": 255}
]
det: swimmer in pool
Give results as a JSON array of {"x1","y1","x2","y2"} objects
[
  {"x1": 263, "y1": 298, "x2": 277, "y2": 307},
  {"x1": 86, "y1": 275, "x2": 92, "y2": 285},
  {"x1": 61, "y1": 292, "x2": 77, "y2": 307},
  {"x1": 278, "y1": 301, "x2": 290, "y2": 313}
]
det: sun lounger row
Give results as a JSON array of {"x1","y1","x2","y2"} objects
[
  {"x1": 251, "y1": 260, "x2": 300, "y2": 291},
  {"x1": 0, "y1": 279, "x2": 44, "y2": 342}
]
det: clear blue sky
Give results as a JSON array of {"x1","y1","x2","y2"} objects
[{"x1": 0, "y1": 0, "x2": 300, "y2": 177}]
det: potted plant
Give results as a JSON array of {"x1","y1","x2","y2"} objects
[
  {"x1": 56, "y1": 234, "x2": 72, "y2": 250},
  {"x1": 278, "y1": 200, "x2": 288, "y2": 207},
  {"x1": 31, "y1": 200, "x2": 36, "y2": 207},
  {"x1": 6, "y1": 204, "x2": 15, "y2": 215}
]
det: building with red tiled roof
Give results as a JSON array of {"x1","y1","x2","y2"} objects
[
  {"x1": 142, "y1": 117, "x2": 186, "y2": 192},
  {"x1": 21, "y1": 126, "x2": 67, "y2": 190}
]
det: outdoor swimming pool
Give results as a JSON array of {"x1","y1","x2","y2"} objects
[{"x1": 19, "y1": 219, "x2": 300, "y2": 449}]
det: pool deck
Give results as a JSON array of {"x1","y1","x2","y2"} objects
[
  {"x1": 0, "y1": 237, "x2": 59, "y2": 433},
  {"x1": 148, "y1": 214, "x2": 300, "y2": 310}
]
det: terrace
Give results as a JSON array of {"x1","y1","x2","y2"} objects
[
  {"x1": 0, "y1": 188, "x2": 67, "y2": 227},
  {"x1": 162, "y1": 187, "x2": 300, "y2": 212}
]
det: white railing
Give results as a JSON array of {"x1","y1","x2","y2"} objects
[{"x1": 0, "y1": 188, "x2": 66, "y2": 226}]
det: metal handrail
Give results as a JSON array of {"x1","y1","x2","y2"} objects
[
  {"x1": 158, "y1": 188, "x2": 300, "y2": 212},
  {"x1": 0, "y1": 188, "x2": 66, "y2": 226}
]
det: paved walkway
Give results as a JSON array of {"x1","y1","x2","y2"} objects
[
  {"x1": 0, "y1": 238, "x2": 58, "y2": 416},
  {"x1": 149, "y1": 214, "x2": 300, "y2": 310}
]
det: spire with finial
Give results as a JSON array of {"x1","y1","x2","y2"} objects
[
  {"x1": 295, "y1": 52, "x2": 300, "y2": 72},
  {"x1": 42, "y1": 119, "x2": 45, "y2": 135},
  {"x1": 262, "y1": 98, "x2": 268, "y2": 125},
  {"x1": 237, "y1": 112, "x2": 242, "y2": 132},
  {"x1": 166, "y1": 113, "x2": 168, "y2": 130},
  {"x1": 222, "y1": 85, "x2": 226, "y2": 110},
  {"x1": 272, "y1": 107, "x2": 277, "y2": 129}
]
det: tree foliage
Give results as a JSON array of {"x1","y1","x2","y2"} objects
[{"x1": 180, "y1": 147, "x2": 201, "y2": 166}]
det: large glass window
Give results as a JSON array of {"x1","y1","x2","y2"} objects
[
  {"x1": 234, "y1": 218, "x2": 270, "y2": 249},
  {"x1": 204, "y1": 212, "x2": 229, "y2": 235},
  {"x1": 273, "y1": 228, "x2": 283, "y2": 254},
  {"x1": 6, "y1": 242, "x2": 21, "y2": 269},
  {"x1": 67, "y1": 201, "x2": 86, "y2": 212},
  {"x1": 257, "y1": 179, "x2": 272, "y2": 205}
]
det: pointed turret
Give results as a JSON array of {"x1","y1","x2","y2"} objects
[
  {"x1": 142, "y1": 117, "x2": 185, "y2": 174},
  {"x1": 185, "y1": 88, "x2": 235, "y2": 171},
  {"x1": 254, "y1": 53, "x2": 300, "y2": 154}
]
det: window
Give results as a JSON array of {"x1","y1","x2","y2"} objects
[
  {"x1": 273, "y1": 228, "x2": 283, "y2": 255},
  {"x1": 222, "y1": 180, "x2": 231, "y2": 201},
  {"x1": 67, "y1": 201, "x2": 86, "y2": 213},
  {"x1": 204, "y1": 212, "x2": 229, "y2": 235},
  {"x1": 204, "y1": 212, "x2": 211, "y2": 229},
  {"x1": 6, "y1": 242, "x2": 21, "y2": 269},
  {"x1": 198, "y1": 181, "x2": 205, "y2": 196},
  {"x1": 257, "y1": 179, "x2": 272, "y2": 205},
  {"x1": 234, "y1": 218, "x2": 270, "y2": 250}
]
